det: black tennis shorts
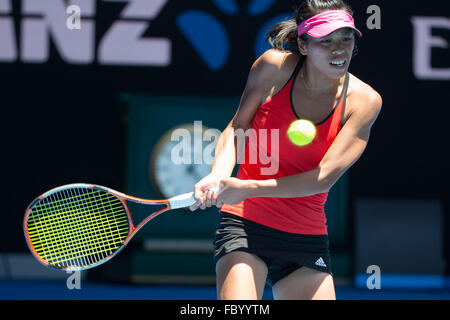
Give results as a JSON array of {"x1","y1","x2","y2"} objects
[{"x1": 214, "y1": 212, "x2": 332, "y2": 287}]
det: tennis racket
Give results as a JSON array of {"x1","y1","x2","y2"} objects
[{"x1": 23, "y1": 183, "x2": 219, "y2": 271}]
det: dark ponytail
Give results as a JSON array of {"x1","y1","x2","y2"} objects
[{"x1": 266, "y1": 0, "x2": 355, "y2": 53}]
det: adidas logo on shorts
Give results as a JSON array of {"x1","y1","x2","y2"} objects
[{"x1": 315, "y1": 257, "x2": 327, "y2": 267}]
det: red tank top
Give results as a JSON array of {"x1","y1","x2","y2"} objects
[{"x1": 220, "y1": 57, "x2": 349, "y2": 235}]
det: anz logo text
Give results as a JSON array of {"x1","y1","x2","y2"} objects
[
  {"x1": 0, "y1": 0, "x2": 282, "y2": 70},
  {"x1": 2, "y1": 1, "x2": 448, "y2": 78}
]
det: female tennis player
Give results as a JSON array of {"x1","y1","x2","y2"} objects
[{"x1": 190, "y1": 0, "x2": 382, "y2": 300}]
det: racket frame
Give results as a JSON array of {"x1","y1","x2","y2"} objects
[{"x1": 23, "y1": 183, "x2": 173, "y2": 271}]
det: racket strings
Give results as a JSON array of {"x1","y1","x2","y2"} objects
[
  {"x1": 29, "y1": 189, "x2": 93, "y2": 267},
  {"x1": 26, "y1": 187, "x2": 130, "y2": 269},
  {"x1": 53, "y1": 188, "x2": 113, "y2": 268},
  {"x1": 29, "y1": 213, "x2": 128, "y2": 260},
  {"x1": 27, "y1": 204, "x2": 128, "y2": 241},
  {"x1": 33, "y1": 188, "x2": 126, "y2": 268}
]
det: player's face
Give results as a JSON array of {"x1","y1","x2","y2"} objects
[{"x1": 299, "y1": 28, "x2": 355, "y2": 78}]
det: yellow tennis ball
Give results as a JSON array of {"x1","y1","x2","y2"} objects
[{"x1": 287, "y1": 119, "x2": 316, "y2": 146}]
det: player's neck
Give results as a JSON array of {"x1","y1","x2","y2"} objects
[{"x1": 300, "y1": 65, "x2": 342, "y2": 96}]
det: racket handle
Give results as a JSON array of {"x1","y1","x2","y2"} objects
[{"x1": 168, "y1": 186, "x2": 220, "y2": 209}]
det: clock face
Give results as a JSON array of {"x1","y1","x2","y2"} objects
[{"x1": 149, "y1": 124, "x2": 213, "y2": 198}]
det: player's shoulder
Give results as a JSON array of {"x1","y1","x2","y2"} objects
[
  {"x1": 248, "y1": 49, "x2": 300, "y2": 88},
  {"x1": 348, "y1": 73, "x2": 383, "y2": 113},
  {"x1": 257, "y1": 48, "x2": 298, "y2": 64},
  {"x1": 253, "y1": 48, "x2": 300, "y2": 74}
]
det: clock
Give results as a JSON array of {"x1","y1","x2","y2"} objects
[{"x1": 149, "y1": 123, "x2": 214, "y2": 199}]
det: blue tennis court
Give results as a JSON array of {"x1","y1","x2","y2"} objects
[{"x1": 2, "y1": 280, "x2": 450, "y2": 300}]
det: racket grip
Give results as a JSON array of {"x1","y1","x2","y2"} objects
[{"x1": 168, "y1": 186, "x2": 220, "y2": 209}]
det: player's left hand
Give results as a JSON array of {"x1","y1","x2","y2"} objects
[{"x1": 216, "y1": 177, "x2": 253, "y2": 207}]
